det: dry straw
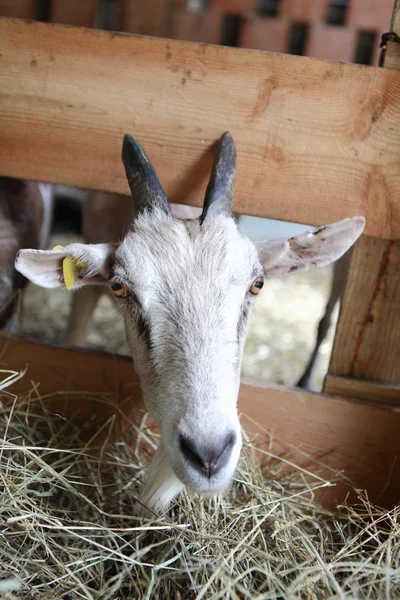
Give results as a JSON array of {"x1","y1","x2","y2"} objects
[{"x1": 1, "y1": 370, "x2": 399, "y2": 599}]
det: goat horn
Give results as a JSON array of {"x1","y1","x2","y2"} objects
[
  {"x1": 122, "y1": 134, "x2": 171, "y2": 218},
  {"x1": 200, "y1": 132, "x2": 236, "y2": 224}
]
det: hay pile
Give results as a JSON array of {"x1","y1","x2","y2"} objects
[{"x1": 1, "y1": 371, "x2": 400, "y2": 599}]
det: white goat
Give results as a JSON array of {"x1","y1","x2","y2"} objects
[
  {"x1": 65, "y1": 190, "x2": 201, "y2": 347},
  {"x1": 15, "y1": 132, "x2": 365, "y2": 515},
  {"x1": 0, "y1": 178, "x2": 53, "y2": 332}
]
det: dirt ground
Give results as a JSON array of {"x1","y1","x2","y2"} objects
[{"x1": 21, "y1": 231, "x2": 337, "y2": 392}]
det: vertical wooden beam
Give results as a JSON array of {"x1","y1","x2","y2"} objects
[
  {"x1": 392, "y1": 0, "x2": 400, "y2": 33},
  {"x1": 324, "y1": 0, "x2": 400, "y2": 404}
]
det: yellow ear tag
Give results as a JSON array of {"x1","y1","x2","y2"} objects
[{"x1": 52, "y1": 245, "x2": 86, "y2": 290}]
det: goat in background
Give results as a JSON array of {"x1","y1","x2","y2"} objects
[{"x1": 0, "y1": 178, "x2": 53, "y2": 333}]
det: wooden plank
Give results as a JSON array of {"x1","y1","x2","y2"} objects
[
  {"x1": 240, "y1": 382, "x2": 400, "y2": 509},
  {"x1": 50, "y1": 0, "x2": 98, "y2": 28},
  {"x1": 169, "y1": 10, "x2": 223, "y2": 44},
  {"x1": 279, "y1": 0, "x2": 328, "y2": 21},
  {"x1": 392, "y1": 0, "x2": 400, "y2": 34},
  {"x1": 383, "y1": 39, "x2": 400, "y2": 70},
  {"x1": 0, "y1": 0, "x2": 35, "y2": 19},
  {"x1": 1, "y1": 334, "x2": 400, "y2": 508},
  {"x1": 388, "y1": 1, "x2": 400, "y2": 67},
  {"x1": 0, "y1": 335, "x2": 139, "y2": 420},
  {"x1": 2, "y1": 20, "x2": 400, "y2": 237},
  {"x1": 326, "y1": 237, "x2": 400, "y2": 388},
  {"x1": 324, "y1": 1, "x2": 400, "y2": 401},
  {"x1": 305, "y1": 24, "x2": 357, "y2": 63},
  {"x1": 325, "y1": 375, "x2": 400, "y2": 405},
  {"x1": 239, "y1": 17, "x2": 291, "y2": 53},
  {"x1": 348, "y1": 0, "x2": 394, "y2": 32}
]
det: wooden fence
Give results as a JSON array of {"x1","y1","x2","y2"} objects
[{"x1": 1, "y1": 2, "x2": 400, "y2": 509}]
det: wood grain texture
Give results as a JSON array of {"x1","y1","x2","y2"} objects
[
  {"x1": 392, "y1": 0, "x2": 400, "y2": 34},
  {"x1": 1, "y1": 19, "x2": 400, "y2": 236},
  {"x1": 0, "y1": 0, "x2": 35, "y2": 19},
  {"x1": 305, "y1": 24, "x2": 357, "y2": 63},
  {"x1": 383, "y1": 41, "x2": 400, "y2": 69},
  {"x1": 1, "y1": 334, "x2": 400, "y2": 508},
  {"x1": 325, "y1": 375, "x2": 400, "y2": 405},
  {"x1": 239, "y1": 17, "x2": 291, "y2": 53},
  {"x1": 325, "y1": 11, "x2": 400, "y2": 400},
  {"x1": 50, "y1": 0, "x2": 99, "y2": 28},
  {"x1": 239, "y1": 381, "x2": 400, "y2": 509},
  {"x1": 326, "y1": 237, "x2": 400, "y2": 387}
]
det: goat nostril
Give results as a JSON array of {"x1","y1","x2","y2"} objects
[
  {"x1": 227, "y1": 433, "x2": 236, "y2": 447},
  {"x1": 179, "y1": 435, "x2": 205, "y2": 471},
  {"x1": 179, "y1": 432, "x2": 236, "y2": 478}
]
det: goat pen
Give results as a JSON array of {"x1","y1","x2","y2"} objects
[{"x1": 1, "y1": 1, "x2": 400, "y2": 596}]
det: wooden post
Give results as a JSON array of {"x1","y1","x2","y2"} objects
[
  {"x1": 324, "y1": 1, "x2": 400, "y2": 403},
  {"x1": 392, "y1": 0, "x2": 400, "y2": 33}
]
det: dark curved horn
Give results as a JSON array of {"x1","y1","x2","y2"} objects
[
  {"x1": 122, "y1": 134, "x2": 171, "y2": 217},
  {"x1": 200, "y1": 132, "x2": 236, "y2": 224}
]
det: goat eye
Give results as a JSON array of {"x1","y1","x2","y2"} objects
[
  {"x1": 250, "y1": 276, "x2": 264, "y2": 295},
  {"x1": 111, "y1": 282, "x2": 127, "y2": 298}
]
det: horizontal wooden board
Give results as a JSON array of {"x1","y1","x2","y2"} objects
[
  {"x1": 1, "y1": 334, "x2": 400, "y2": 509},
  {"x1": 1, "y1": 20, "x2": 400, "y2": 237},
  {"x1": 324, "y1": 375, "x2": 400, "y2": 405}
]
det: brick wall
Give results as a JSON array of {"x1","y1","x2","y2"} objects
[{"x1": 0, "y1": 1, "x2": 393, "y2": 66}]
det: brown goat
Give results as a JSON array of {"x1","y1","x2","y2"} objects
[{"x1": 0, "y1": 178, "x2": 53, "y2": 332}]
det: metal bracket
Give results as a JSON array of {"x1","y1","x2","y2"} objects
[{"x1": 379, "y1": 31, "x2": 400, "y2": 67}]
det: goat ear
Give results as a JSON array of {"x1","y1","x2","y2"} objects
[
  {"x1": 15, "y1": 243, "x2": 114, "y2": 289},
  {"x1": 255, "y1": 217, "x2": 365, "y2": 278}
]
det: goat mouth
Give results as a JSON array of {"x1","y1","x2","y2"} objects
[
  {"x1": 164, "y1": 431, "x2": 241, "y2": 494},
  {"x1": 174, "y1": 462, "x2": 235, "y2": 495},
  {"x1": 194, "y1": 480, "x2": 233, "y2": 496}
]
